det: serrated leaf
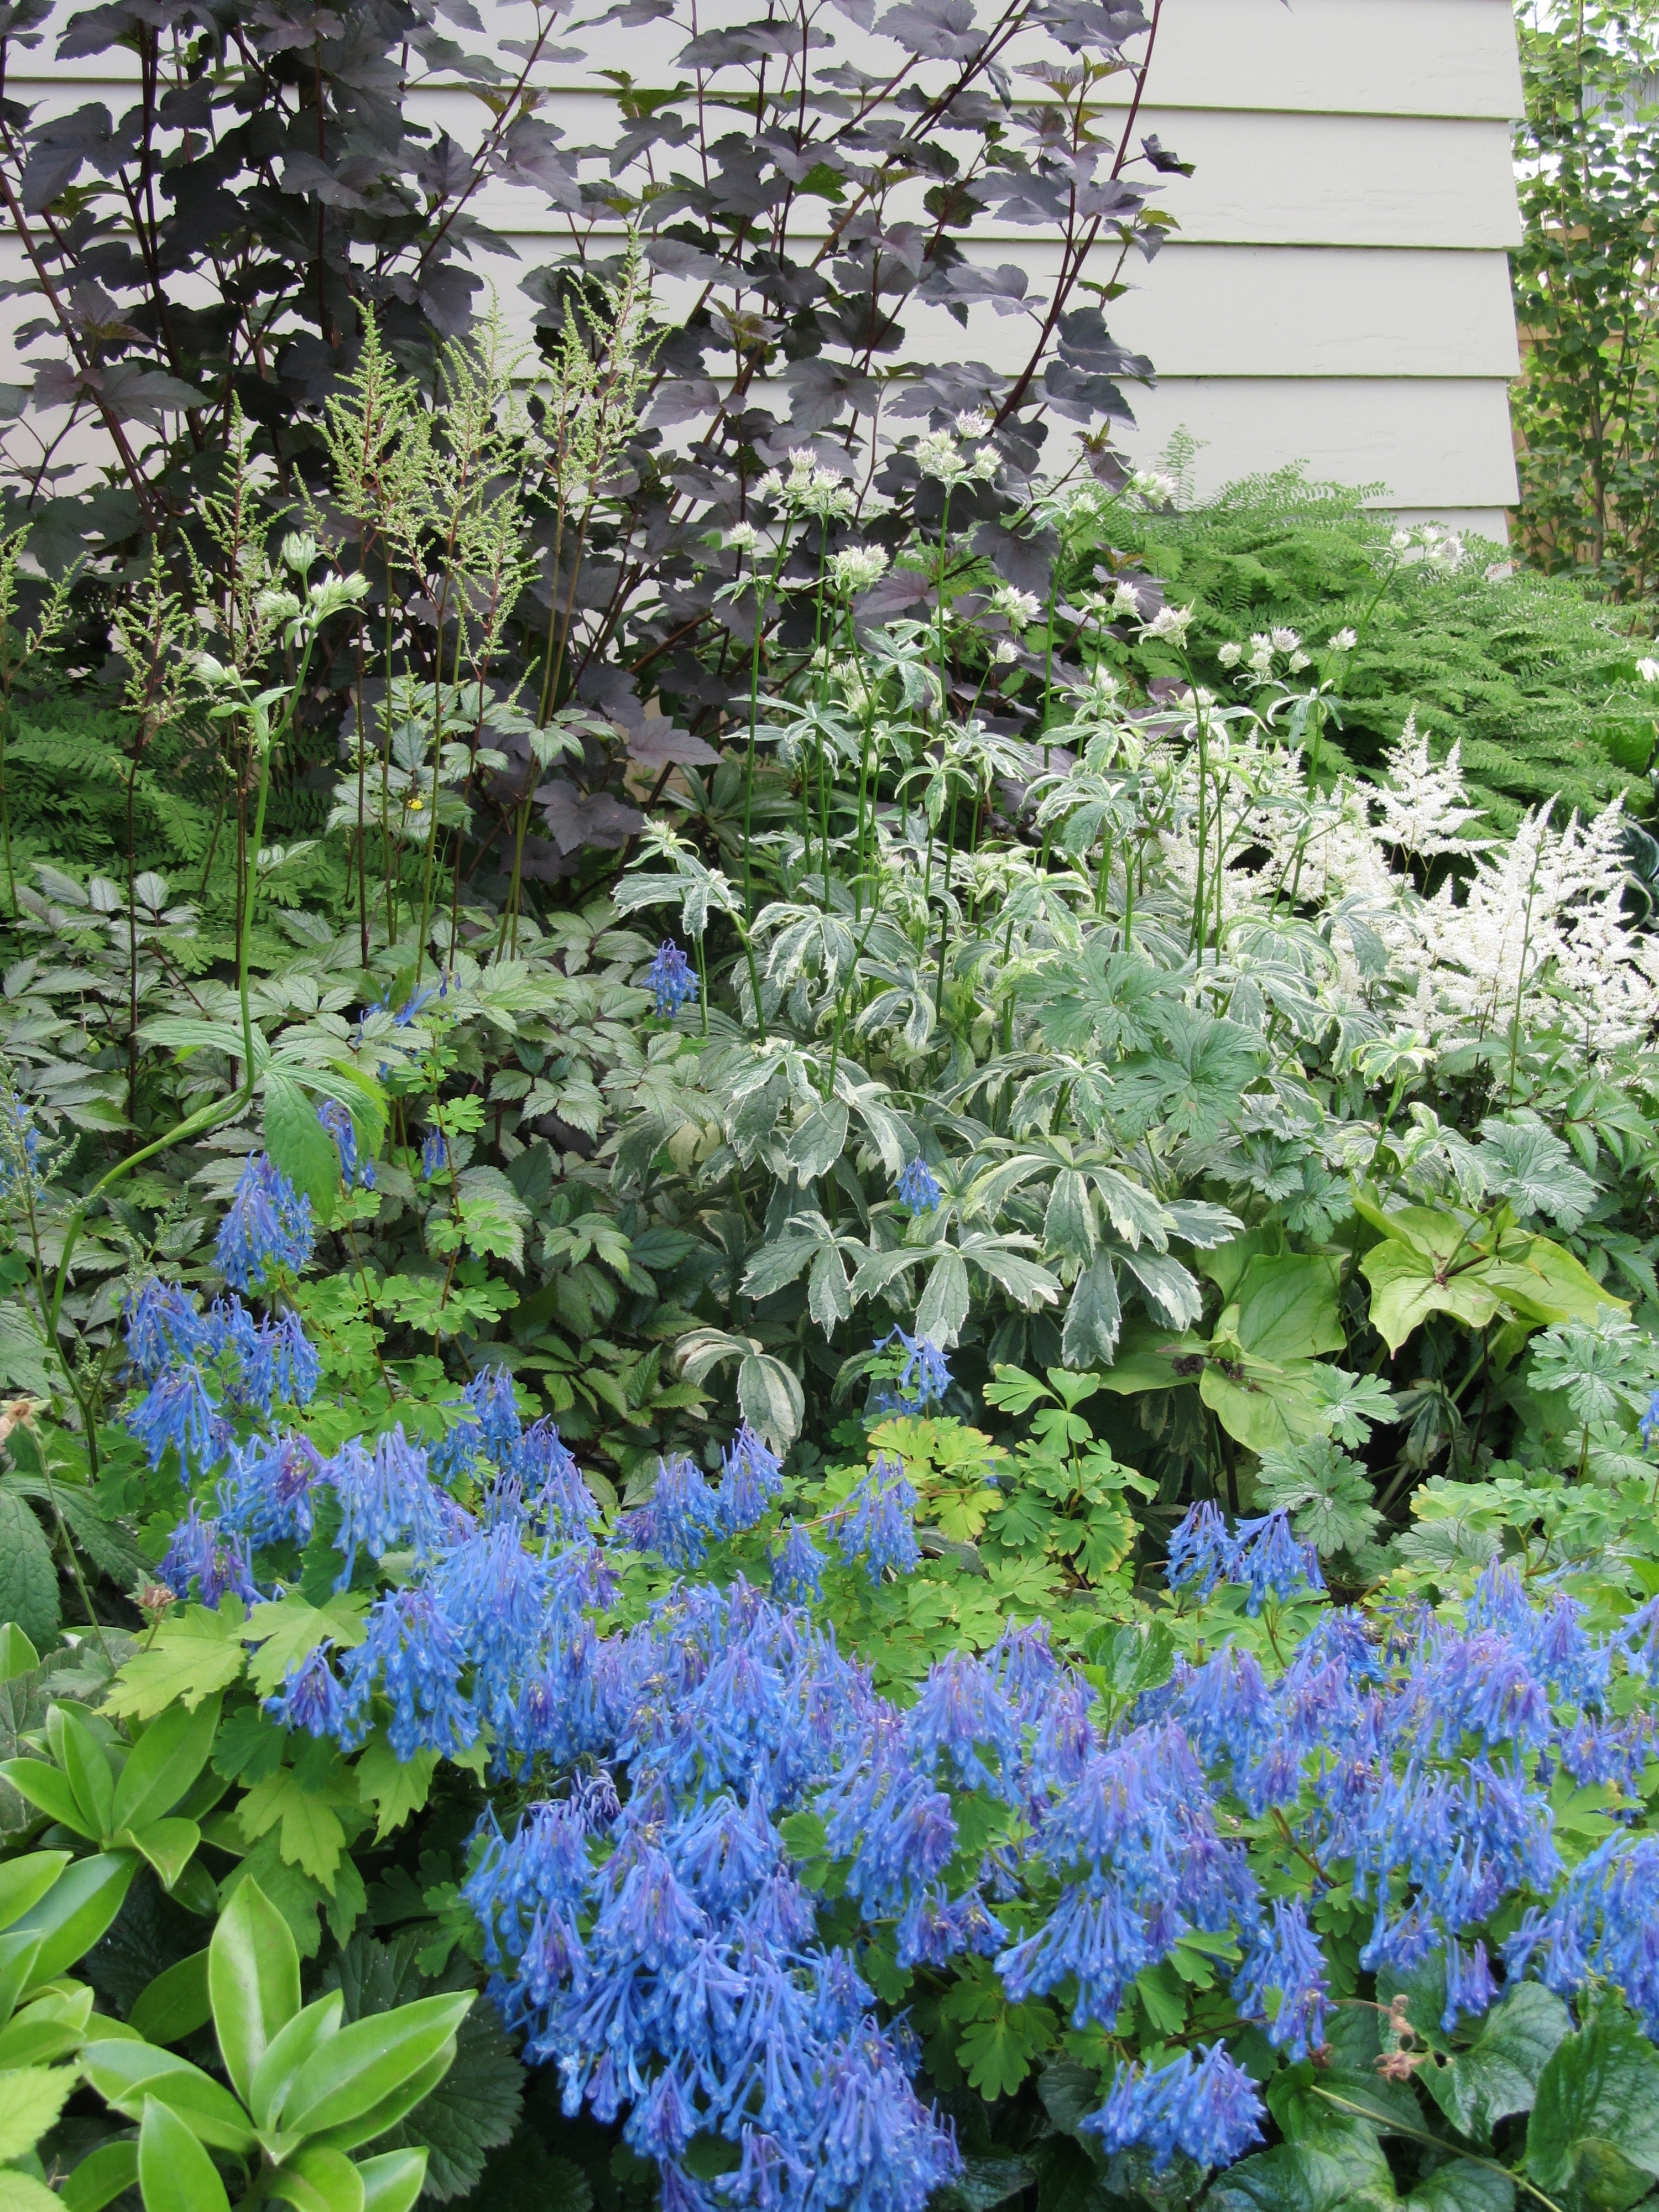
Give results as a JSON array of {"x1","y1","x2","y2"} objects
[
  {"x1": 264, "y1": 1071, "x2": 340, "y2": 1225},
  {"x1": 0, "y1": 1498, "x2": 58, "y2": 1655},
  {"x1": 237, "y1": 1768, "x2": 350, "y2": 1890},
  {"x1": 0, "y1": 2061, "x2": 74, "y2": 2159},
  {"x1": 242, "y1": 1595, "x2": 367, "y2": 1700},
  {"x1": 105, "y1": 1603, "x2": 247, "y2": 1721},
  {"x1": 352, "y1": 1738, "x2": 435, "y2": 1844}
]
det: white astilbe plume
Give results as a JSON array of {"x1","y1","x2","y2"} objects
[{"x1": 1373, "y1": 717, "x2": 1489, "y2": 857}]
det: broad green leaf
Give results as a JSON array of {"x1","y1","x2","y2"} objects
[
  {"x1": 210, "y1": 1876, "x2": 301, "y2": 2109},
  {"x1": 60, "y1": 2139, "x2": 140, "y2": 2212},
  {"x1": 0, "y1": 2061, "x2": 74, "y2": 2159},
  {"x1": 355, "y1": 2150, "x2": 429, "y2": 2212},
  {"x1": 0, "y1": 1928, "x2": 43, "y2": 2025},
  {"x1": 1486, "y1": 1234, "x2": 1626, "y2": 1328},
  {"x1": 264, "y1": 1071, "x2": 340, "y2": 1225},
  {"x1": 1423, "y1": 1981, "x2": 1571, "y2": 2144},
  {"x1": 0, "y1": 1986, "x2": 92, "y2": 2068},
  {"x1": 1233, "y1": 1253, "x2": 1344, "y2": 1363},
  {"x1": 130, "y1": 1950, "x2": 212, "y2": 2047},
  {"x1": 1402, "y1": 2164, "x2": 1515, "y2": 2212},
  {"x1": 0, "y1": 1760, "x2": 95, "y2": 1838},
  {"x1": 82, "y1": 2039, "x2": 255, "y2": 2152},
  {"x1": 1201, "y1": 1359, "x2": 1328, "y2": 1454},
  {"x1": 49, "y1": 1704, "x2": 114, "y2": 1840},
  {"x1": 138, "y1": 2094, "x2": 231, "y2": 2212},
  {"x1": 1061, "y1": 1253, "x2": 1121, "y2": 1367},
  {"x1": 251, "y1": 1994, "x2": 345, "y2": 2132},
  {"x1": 0, "y1": 1855, "x2": 68, "y2": 1939},
  {"x1": 1526, "y1": 2008, "x2": 1659, "y2": 2210},
  {"x1": 11, "y1": 1852, "x2": 135, "y2": 1992},
  {"x1": 123, "y1": 1817, "x2": 201, "y2": 1892},
  {"x1": 112, "y1": 1695, "x2": 222, "y2": 1833},
  {"x1": 269, "y1": 2146, "x2": 365, "y2": 2212},
  {"x1": 0, "y1": 1630, "x2": 38, "y2": 1683},
  {"x1": 784, "y1": 1098, "x2": 848, "y2": 1181},
  {"x1": 281, "y1": 1994, "x2": 472, "y2": 2138},
  {"x1": 309, "y1": 2043, "x2": 457, "y2": 2156},
  {"x1": 1098, "y1": 1326, "x2": 1201, "y2": 1395},
  {"x1": 1043, "y1": 1170, "x2": 1097, "y2": 1266},
  {"x1": 0, "y1": 1498, "x2": 59, "y2": 1655},
  {"x1": 1204, "y1": 2133, "x2": 1395, "y2": 2212},
  {"x1": 105, "y1": 1603, "x2": 247, "y2": 1721},
  {"x1": 243, "y1": 1597, "x2": 367, "y2": 1701},
  {"x1": 1361, "y1": 1243, "x2": 1501, "y2": 1355}
]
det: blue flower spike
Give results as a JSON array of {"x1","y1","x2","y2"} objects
[{"x1": 646, "y1": 939, "x2": 698, "y2": 1019}]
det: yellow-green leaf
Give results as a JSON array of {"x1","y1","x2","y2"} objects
[{"x1": 105, "y1": 1603, "x2": 248, "y2": 1721}]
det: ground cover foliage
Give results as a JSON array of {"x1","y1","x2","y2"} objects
[{"x1": 5, "y1": 3, "x2": 1659, "y2": 2211}]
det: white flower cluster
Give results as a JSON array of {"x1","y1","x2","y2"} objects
[
  {"x1": 913, "y1": 429, "x2": 998, "y2": 486},
  {"x1": 829, "y1": 545, "x2": 890, "y2": 593},
  {"x1": 757, "y1": 448, "x2": 857, "y2": 519},
  {"x1": 990, "y1": 583, "x2": 1042, "y2": 629}
]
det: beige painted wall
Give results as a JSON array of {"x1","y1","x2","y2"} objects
[{"x1": 0, "y1": 0, "x2": 1525, "y2": 531}]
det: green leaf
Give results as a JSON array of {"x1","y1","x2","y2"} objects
[
  {"x1": 1361, "y1": 1243, "x2": 1501, "y2": 1355},
  {"x1": 210, "y1": 1876, "x2": 300, "y2": 2110},
  {"x1": 138, "y1": 2093, "x2": 231, "y2": 2212},
  {"x1": 11, "y1": 1852, "x2": 135, "y2": 1992},
  {"x1": 1204, "y1": 2135, "x2": 1396, "y2": 2212},
  {"x1": 129, "y1": 1950, "x2": 212, "y2": 2047},
  {"x1": 1061, "y1": 1254, "x2": 1122, "y2": 1367},
  {"x1": 1402, "y1": 2164, "x2": 1515, "y2": 2212},
  {"x1": 60, "y1": 2138, "x2": 140, "y2": 2212},
  {"x1": 49, "y1": 1703, "x2": 113, "y2": 1838},
  {"x1": 105, "y1": 1603, "x2": 247, "y2": 1721},
  {"x1": 0, "y1": 1630, "x2": 38, "y2": 1684},
  {"x1": 280, "y1": 1994, "x2": 472, "y2": 2139},
  {"x1": 352, "y1": 1738, "x2": 435, "y2": 1846},
  {"x1": 1200, "y1": 1358, "x2": 1328, "y2": 1454},
  {"x1": 81, "y1": 2039, "x2": 255, "y2": 2152},
  {"x1": 236, "y1": 1767, "x2": 348, "y2": 1889},
  {"x1": 242, "y1": 1597, "x2": 366, "y2": 1702},
  {"x1": 268, "y1": 2146, "x2": 365, "y2": 2212},
  {"x1": 265, "y1": 1071, "x2": 341, "y2": 1226},
  {"x1": 0, "y1": 2167, "x2": 65, "y2": 2212},
  {"x1": 0, "y1": 2062, "x2": 74, "y2": 2159},
  {"x1": 113, "y1": 1695, "x2": 222, "y2": 1833},
  {"x1": 1233, "y1": 1253, "x2": 1345, "y2": 1363},
  {"x1": 249, "y1": 1994, "x2": 345, "y2": 2133},
  {"x1": 0, "y1": 1855, "x2": 69, "y2": 1939},
  {"x1": 1423, "y1": 1981, "x2": 1571, "y2": 2143},
  {"x1": 124, "y1": 1817, "x2": 201, "y2": 1892},
  {"x1": 954, "y1": 2000, "x2": 1052, "y2": 2100},
  {"x1": 0, "y1": 1759, "x2": 95, "y2": 1838},
  {"x1": 355, "y1": 2152, "x2": 429, "y2": 2212},
  {"x1": 0, "y1": 1498, "x2": 59, "y2": 1655},
  {"x1": 1526, "y1": 2006, "x2": 1659, "y2": 2210}
]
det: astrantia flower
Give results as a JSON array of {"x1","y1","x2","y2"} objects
[
  {"x1": 646, "y1": 940, "x2": 698, "y2": 1019},
  {"x1": 215, "y1": 1154, "x2": 314, "y2": 1292},
  {"x1": 829, "y1": 545, "x2": 889, "y2": 593},
  {"x1": 1140, "y1": 603, "x2": 1193, "y2": 645},
  {"x1": 895, "y1": 1157, "x2": 941, "y2": 1214},
  {"x1": 1083, "y1": 2044, "x2": 1263, "y2": 2173}
]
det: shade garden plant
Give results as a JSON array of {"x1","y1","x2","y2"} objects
[{"x1": 4, "y1": 3, "x2": 1659, "y2": 2211}]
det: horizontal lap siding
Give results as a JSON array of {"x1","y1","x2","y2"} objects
[{"x1": 0, "y1": 0, "x2": 1526, "y2": 525}]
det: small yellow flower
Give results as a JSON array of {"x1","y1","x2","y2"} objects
[{"x1": 408, "y1": 797, "x2": 424, "y2": 812}]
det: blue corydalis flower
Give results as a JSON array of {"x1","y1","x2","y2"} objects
[
  {"x1": 771, "y1": 1519, "x2": 825, "y2": 1604},
  {"x1": 875, "y1": 1327, "x2": 952, "y2": 1415},
  {"x1": 717, "y1": 1423, "x2": 783, "y2": 1534},
  {"x1": 896, "y1": 1157, "x2": 942, "y2": 1213},
  {"x1": 420, "y1": 1126, "x2": 450, "y2": 1181},
  {"x1": 1083, "y1": 2044, "x2": 1264, "y2": 2174},
  {"x1": 1166, "y1": 1501, "x2": 1322, "y2": 1613},
  {"x1": 1642, "y1": 1389, "x2": 1659, "y2": 1447},
  {"x1": 159, "y1": 1503, "x2": 258, "y2": 1608},
  {"x1": 646, "y1": 940, "x2": 697, "y2": 1018},
  {"x1": 215, "y1": 1153, "x2": 314, "y2": 1292},
  {"x1": 832, "y1": 1453, "x2": 919, "y2": 1578},
  {"x1": 127, "y1": 1364, "x2": 226, "y2": 1475},
  {"x1": 124, "y1": 1278, "x2": 207, "y2": 1381},
  {"x1": 1232, "y1": 1895, "x2": 1328, "y2": 2059},
  {"x1": 317, "y1": 1098, "x2": 375, "y2": 1191}
]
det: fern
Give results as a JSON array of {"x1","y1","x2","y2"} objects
[{"x1": 1103, "y1": 470, "x2": 1655, "y2": 829}]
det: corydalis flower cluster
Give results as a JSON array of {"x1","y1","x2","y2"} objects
[{"x1": 123, "y1": 1278, "x2": 320, "y2": 1475}]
